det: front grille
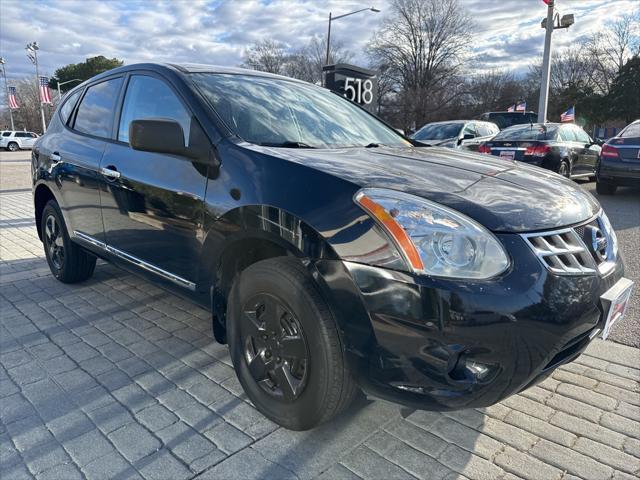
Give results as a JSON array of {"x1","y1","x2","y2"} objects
[
  {"x1": 522, "y1": 214, "x2": 616, "y2": 276},
  {"x1": 523, "y1": 228, "x2": 596, "y2": 275}
]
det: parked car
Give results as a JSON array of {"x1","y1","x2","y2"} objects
[
  {"x1": 478, "y1": 111, "x2": 538, "y2": 130},
  {"x1": 33, "y1": 64, "x2": 632, "y2": 430},
  {"x1": 411, "y1": 120, "x2": 499, "y2": 151},
  {"x1": 1, "y1": 130, "x2": 39, "y2": 151},
  {"x1": 596, "y1": 119, "x2": 640, "y2": 195},
  {"x1": 478, "y1": 123, "x2": 601, "y2": 179}
]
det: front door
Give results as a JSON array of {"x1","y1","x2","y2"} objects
[{"x1": 99, "y1": 73, "x2": 208, "y2": 285}]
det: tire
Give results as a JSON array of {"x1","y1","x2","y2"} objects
[
  {"x1": 7, "y1": 142, "x2": 19, "y2": 152},
  {"x1": 41, "y1": 200, "x2": 96, "y2": 283},
  {"x1": 227, "y1": 256, "x2": 357, "y2": 430},
  {"x1": 596, "y1": 181, "x2": 617, "y2": 195},
  {"x1": 558, "y1": 159, "x2": 571, "y2": 178}
]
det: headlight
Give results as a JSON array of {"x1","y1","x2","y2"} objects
[{"x1": 354, "y1": 188, "x2": 510, "y2": 279}]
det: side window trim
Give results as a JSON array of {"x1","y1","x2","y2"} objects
[
  {"x1": 59, "y1": 89, "x2": 83, "y2": 127},
  {"x1": 70, "y1": 75, "x2": 125, "y2": 141}
]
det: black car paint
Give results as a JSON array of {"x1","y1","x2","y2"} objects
[
  {"x1": 32, "y1": 63, "x2": 621, "y2": 412},
  {"x1": 481, "y1": 123, "x2": 601, "y2": 179}
]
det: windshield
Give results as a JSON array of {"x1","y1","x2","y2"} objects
[
  {"x1": 191, "y1": 73, "x2": 410, "y2": 149},
  {"x1": 493, "y1": 124, "x2": 558, "y2": 141},
  {"x1": 413, "y1": 123, "x2": 462, "y2": 141}
]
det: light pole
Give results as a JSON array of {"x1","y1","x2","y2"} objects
[
  {"x1": 26, "y1": 41, "x2": 47, "y2": 134},
  {"x1": 51, "y1": 78, "x2": 82, "y2": 100},
  {"x1": 0, "y1": 58, "x2": 15, "y2": 130},
  {"x1": 537, "y1": 1, "x2": 574, "y2": 123},
  {"x1": 325, "y1": 7, "x2": 380, "y2": 67}
]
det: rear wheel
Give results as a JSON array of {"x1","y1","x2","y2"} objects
[
  {"x1": 558, "y1": 159, "x2": 571, "y2": 178},
  {"x1": 596, "y1": 181, "x2": 617, "y2": 195},
  {"x1": 41, "y1": 200, "x2": 96, "y2": 283},
  {"x1": 7, "y1": 142, "x2": 19, "y2": 152},
  {"x1": 227, "y1": 257, "x2": 356, "y2": 430}
]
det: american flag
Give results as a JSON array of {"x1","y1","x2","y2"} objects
[
  {"x1": 39, "y1": 76, "x2": 52, "y2": 104},
  {"x1": 8, "y1": 86, "x2": 19, "y2": 109},
  {"x1": 560, "y1": 106, "x2": 575, "y2": 122},
  {"x1": 516, "y1": 101, "x2": 527, "y2": 111},
  {"x1": 507, "y1": 105, "x2": 515, "y2": 112}
]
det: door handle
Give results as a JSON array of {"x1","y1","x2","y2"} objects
[
  {"x1": 101, "y1": 166, "x2": 121, "y2": 179},
  {"x1": 51, "y1": 152, "x2": 61, "y2": 163}
]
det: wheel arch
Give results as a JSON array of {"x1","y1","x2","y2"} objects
[
  {"x1": 201, "y1": 204, "x2": 341, "y2": 344},
  {"x1": 33, "y1": 183, "x2": 57, "y2": 241}
]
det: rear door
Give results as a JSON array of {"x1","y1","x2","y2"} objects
[
  {"x1": 99, "y1": 72, "x2": 208, "y2": 285},
  {"x1": 50, "y1": 77, "x2": 123, "y2": 244}
]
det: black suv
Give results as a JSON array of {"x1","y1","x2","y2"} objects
[{"x1": 32, "y1": 64, "x2": 633, "y2": 430}]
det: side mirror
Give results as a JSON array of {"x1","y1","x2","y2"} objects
[
  {"x1": 129, "y1": 119, "x2": 186, "y2": 156},
  {"x1": 462, "y1": 133, "x2": 475, "y2": 141}
]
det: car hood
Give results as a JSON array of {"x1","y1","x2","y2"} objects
[{"x1": 256, "y1": 145, "x2": 600, "y2": 233}]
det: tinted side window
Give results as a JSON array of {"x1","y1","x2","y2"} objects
[
  {"x1": 15, "y1": 132, "x2": 27, "y2": 137},
  {"x1": 559, "y1": 127, "x2": 576, "y2": 142},
  {"x1": 573, "y1": 126, "x2": 590, "y2": 143},
  {"x1": 462, "y1": 123, "x2": 476, "y2": 137},
  {"x1": 118, "y1": 75, "x2": 191, "y2": 145},
  {"x1": 477, "y1": 123, "x2": 495, "y2": 137},
  {"x1": 74, "y1": 77, "x2": 123, "y2": 138},
  {"x1": 1, "y1": 132, "x2": 10, "y2": 137},
  {"x1": 59, "y1": 90, "x2": 82, "y2": 125}
]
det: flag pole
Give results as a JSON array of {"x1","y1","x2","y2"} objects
[
  {"x1": 35, "y1": 49, "x2": 46, "y2": 133},
  {"x1": 0, "y1": 58, "x2": 15, "y2": 130},
  {"x1": 27, "y1": 42, "x2": 46, "y2": 133}
]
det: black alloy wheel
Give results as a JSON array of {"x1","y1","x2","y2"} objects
[
  {"x1": 44, "y1": 214, "x2": 65, "y2": 270},
  {"x1": 240, "y1": 293, "x2": 309, "y2": 401},
  {"x1": 227, "y1": 256, "x2": 357, "y2": 430},
  {"x1": 41, "y1": 200, "x2": 96, "y2": 283}
]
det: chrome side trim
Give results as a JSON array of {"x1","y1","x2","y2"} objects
[
  {"x1": 73, "y1": 230, "x2": 196, "y2": 290},
  {"x1": 74, "y1": 230, "x2": 107, "y2": 250}
]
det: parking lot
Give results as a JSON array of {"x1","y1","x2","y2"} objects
[{"x1": 1, "y1": 149, "x2": 639, "y2": 480}]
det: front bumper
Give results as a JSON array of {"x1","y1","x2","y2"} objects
[
  {"x1": 598, "y1": 158, "x2": 640, "y2": 186},
  {"x1": 318, "y1": 233, "x2": 624, "y2": 411}
]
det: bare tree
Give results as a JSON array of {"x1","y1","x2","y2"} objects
[
  {"x1": 367, "y1": 0, "x2": 474, "y2": 127},
  {"x1": 241, "y1": 36, "x2": 352, "y2": 84},
  {"x1": 286, "y1": 36, "x2": 352, "y2": 84},
  {"x1": 241, "y1": 39, "x2": 288, "y2": 75},
  {"x1": 583, "y1": 10, "x2": 640, "y2": 93}
]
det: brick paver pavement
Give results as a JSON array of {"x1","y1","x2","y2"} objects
[{"x1": 1, "y1": 188, "x2": 639, "y2": 480}]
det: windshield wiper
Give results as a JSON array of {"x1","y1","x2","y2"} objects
[
  {"x1": 365, "y1": 143, "x2": 383, "y2": 148},
  {"x1": 259, "y1": 141, "x2": 317, "y2": 148}
]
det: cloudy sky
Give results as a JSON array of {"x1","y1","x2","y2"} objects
[{"x1": 0, "y1": 0, "x2": 636, "y2": 84}]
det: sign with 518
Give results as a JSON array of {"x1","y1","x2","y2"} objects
[
  {"x1": 343, "y1": 77, "x2": 374, "y2": 105},
  {"x1": 323, "y1": 63, "x2": 378, "y2": 113}
]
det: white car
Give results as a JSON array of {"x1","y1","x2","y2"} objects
[{"x1": 0, "y1": 131, "x2": 39, "y2": 151}]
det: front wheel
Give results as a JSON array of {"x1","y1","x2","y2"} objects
[
  {"x1": 41, "y1": 200, "x2": 96, "y2": 283},
  {"x1": 227, "y1": 257, "x2": 357, "y2": 430}
]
